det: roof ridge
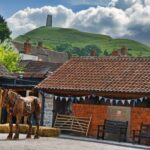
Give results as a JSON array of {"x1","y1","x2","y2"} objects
[{"x1": 71, "y1": 56, "x2": 150, "y2": 60}]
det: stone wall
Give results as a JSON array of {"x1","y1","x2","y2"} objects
[{"x1": 43, "y1": 94, "x2": 54, "y2": 126}]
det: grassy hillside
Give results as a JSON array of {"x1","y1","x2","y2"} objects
[{"x1": 14, "y1": 26, "x2": 150, "y2": 56}]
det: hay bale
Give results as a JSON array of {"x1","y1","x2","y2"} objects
[
  {"x1": 0, "y1": 124, "x2": 60, "y2": 137},
  {"x1": 0, "y1": 124, "x2": 10, "y2": 133},
  {"x1": 39, "y1": 126, "x2": 60, "y2": 137}
]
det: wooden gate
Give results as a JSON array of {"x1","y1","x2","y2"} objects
[{"x1": 54, "y1": 114, "x2": 92, "y2": 136}]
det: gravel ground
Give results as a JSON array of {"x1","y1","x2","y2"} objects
[{"x1": 0, "y1": 134, "x2": 149, "y2": 150}]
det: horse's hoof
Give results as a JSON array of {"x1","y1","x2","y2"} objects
[
  {"x1": 7, "y1": 136, "x2": 13, "y2": 140},
  {"x1": 34, "y1": 135, "x2": 39, "y2": 139},
  {"x1": 13, "y1": 135, "x2": 19, "y2": 140},
  {"x1": 26, "y1": 135, "x2": 31, "y2": 139}
]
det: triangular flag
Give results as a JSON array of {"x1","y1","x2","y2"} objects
[
  {"x1": 128, "y1": 100, "x2": 131, "y2": 104},
  {"x1": 55, "y1": 96, "x2": 58, "y2": 100},
  {"x1": 88, "y1": 95, "x2": 91, "y2": 99},
  {"x1": 139, "y1": 97, "x2": 143, "y2": 102},
  {"x1": 43, "y1": 92, "x2": 48, "y2": 97},
  {"x1": 66, "y1": 97, "x2": 69, "y2": 102},
  {"x1": 104, "y1": 98, "x2": 107, "y2": 103},
  {"x1": 115, "y1": 100, "x2": 119, "y2": 104},
  {"x1": 71, "y1": 97, "x2": 74, "y2": 101},
  {"x1": 99, "y1": 96, "x2": 102, "y2": 101},
  {"x1": 92, "y1": 94, "x2": 96, "y2": 98},
  {"x1": 134, "y1": 99, "x2": 137, "y2": 103},
  {"x1": 60, "y1": 97, "x2": 63, "y2": 101},
  {"x1": 145, "y1": 96, "x2": 148, "y2": 100},
  {"x1": 76, "y1": 97, "x2": 80, "y2": 101},
  {"x1": 122, "y1": 100, "x2": 125, "y2": 105},
  {"x1": 110, "y1": 99, "x2": 113, "y2": 105},
  {"x1": 82, "y1": 96, "x2": 86, "y2": 100}
]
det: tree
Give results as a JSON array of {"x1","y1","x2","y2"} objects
[
  {"x1": 55, "y1": 43, "x2": 101, "y2": 56},
  {"x1": 0, "y1": 15, "x2": 11, "y2": 43},
  {"x1": 0, "y1": 42, "x2": 22, "y2": 72},
  {"x1": 55, "y1": 43, "x2": 73, "y2": 53},
  {"x1": 103, "y1": 50, "x2": 109, "y2": 56},
  {"x1": 81, "y1": 45, "x2": 101, "y2": 56}
]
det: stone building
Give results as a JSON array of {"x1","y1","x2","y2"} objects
[
  {"x1": 46, "y1": 15, "x2": 52, "y2": 27},
  {"x1": 13, "y1": 41, "x2": 68, "y2": 63}
]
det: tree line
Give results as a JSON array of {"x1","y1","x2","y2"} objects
[{"x1": 55, "y1": 43, "x2": 111, "y2": 57}]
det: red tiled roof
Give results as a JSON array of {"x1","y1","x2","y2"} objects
[{"x1": 36, "y1": 57, "x2": 150, "y2": 94}]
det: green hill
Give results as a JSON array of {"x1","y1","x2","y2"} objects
[{"x1": 14, "y1": 26, "x2": 150, "y2": 56}]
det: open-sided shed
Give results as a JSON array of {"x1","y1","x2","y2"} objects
[{"x1": 36, "y1": 57, "x2": 150, "y2": 142}]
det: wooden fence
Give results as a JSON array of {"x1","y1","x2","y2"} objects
[{"x1": 54, "y1": 114, "x2": 92, "y2": 136}]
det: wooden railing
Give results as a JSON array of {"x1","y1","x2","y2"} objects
[{"x1": 54, "y1": 114, "x2": 92, "y2": 136}]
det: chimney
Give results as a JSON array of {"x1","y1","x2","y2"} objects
[
  {"x1": 90, "y1": 49, "x2": 97, "y2": 56},
  {"x1": 24, "y1": 40, "x2": 31, "y2": 54},
  {"x1": 37, "y1": 41, "x2": 43, "y2": 48},
  {"x1": 112, "y1": 50, "x2": 120, "y2": 56},
  {"x1": 120, "y1": 46, "x2": 128, "y2": 56}
]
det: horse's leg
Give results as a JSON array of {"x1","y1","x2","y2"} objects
[
  {"x1": 13, "y1": 115, "x2": 21, "y2": 140},
  {"x1": 7, "y1": 115, "x2": 13, "y2": 140},
  {"x1": 34, "y1": 113, "x2": 40, "y2": 139},
  {"x1": 26, "y1": 115, "x2": 32, "y2": 139}
]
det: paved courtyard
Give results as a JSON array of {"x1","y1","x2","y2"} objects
[{"x1": 0, "y1": 134, "x2": 149, "y2": 150}]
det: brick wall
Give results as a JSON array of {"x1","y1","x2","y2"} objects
[
  {"x1": 72, "y1": 104, "x2": 107, "y2": 136},
  {"x1": 131, "y1": 107, "x2": 150, "y2": 144},
  {"x1": 73, "y1": 104, "x2": 150, "y2": 139},
  {"x1": 131, "y1": 107, "x2": 150, "y2": 132},
  {"x1": 43, "y1": 94, "x2": 54, "y2": 126}
]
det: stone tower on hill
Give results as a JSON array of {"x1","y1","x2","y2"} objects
[{"x1": 46, "y1": 15, "x2": 52, "y2": 27}]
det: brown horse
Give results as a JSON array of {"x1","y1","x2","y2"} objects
[{"x1": 2, "y1": 89, "x2": 42, "y2": 140}]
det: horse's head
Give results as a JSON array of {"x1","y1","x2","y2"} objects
[
  {"x1": 2, "y1": 89, "x2": 9, "y2": 108},
  {"x1": 2, "y1": 89, "x2": 19, "y2": 108}
]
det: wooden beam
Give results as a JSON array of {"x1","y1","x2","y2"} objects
[{"x1": 40, "y1": 89, "x2": 150, "y2": 99}]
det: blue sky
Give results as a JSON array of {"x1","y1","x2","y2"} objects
[
  {"x1": 0, "y1": 0, "x2": 110, "y2": 18},
  {"x1": 1, "y1": 0, "x2": 150, "y2": 46}
]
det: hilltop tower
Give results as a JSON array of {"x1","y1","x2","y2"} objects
[{"x1": 46, "y1": 15, "x2": 52, "y2": 27}]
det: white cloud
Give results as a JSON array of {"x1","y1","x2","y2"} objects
[
  {"x1": 6, "y1": 1, "x2": 150, "y2": 45},
  {"x1": 66, "y1": 0, "x2": 110, "y2": 6},
  {"x1": 7, "y1": 5, "x2": 74, "y2": 37},
  {"x1": 108, "y1": 0, "x2": 150, "y2": 9},
  {"x1": 70, "y1": 6, "x2": 130, "y2": 37}
]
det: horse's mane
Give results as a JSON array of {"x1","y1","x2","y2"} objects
[{"x1": 8, "y1": 90, "x2": 20, "y2": 100}]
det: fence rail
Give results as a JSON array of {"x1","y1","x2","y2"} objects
[{"x1": 54, "y1": 114, "x2": 92, "y2": 136}]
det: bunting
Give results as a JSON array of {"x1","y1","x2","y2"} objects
[
  {"x1": 60, "y1": 97, "x2": 63, "y2": 101},
  {"x1": 127, "y1": 100, "x2": 131, "y2": 104},
  {"x1": 115, "y1": 100, "x2": 119, "y2": 104},
  {"x1": 82, "y1": 96, "x2": 86, "y2": 100},
  {"x1": 53, "y1": 94, "x2": 147, "y2": 106}
]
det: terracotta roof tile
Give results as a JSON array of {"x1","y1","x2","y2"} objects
[{"x1": 37, "y1": 57, "x2": 150, "y2": 94}]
